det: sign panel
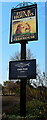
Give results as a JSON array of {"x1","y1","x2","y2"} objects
[
  {"x1": 9, "y1": 59, "x2": 36, "y2": 79},
  {"x1": 10, "y1": 4, "x2": 38, "y2": 43}
]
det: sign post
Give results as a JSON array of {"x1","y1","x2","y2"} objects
[
  {"x1": 20, "y1": 42, "x2": 26, "y2": 117},
  {"x1": 9, "y1": 2, "x2": 38, "y2": 117}
]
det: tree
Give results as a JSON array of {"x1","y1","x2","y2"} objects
[
  {"x1": 11, "y1": 51, "x2": 21, "y2": 61},
  {"x1": 3, "y1": 81, "x2": 17, "y2": 95},
  {"x1": 10, "y1": 49, "x2": 34, "y2": 85},
  {"x1": 2, "y1": 86, "x2": 5, "y2": 95}
]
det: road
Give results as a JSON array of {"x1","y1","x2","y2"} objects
[{"x1": 0, "y1": 95, "x2": 20, "y2": 113}]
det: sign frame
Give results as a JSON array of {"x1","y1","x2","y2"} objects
[
  {"x1": 9, "y1": 59, "x2": 36, "y2": 80},
  {"x1": 9, "y1": 4, "x2": 38, "y2": 44}
]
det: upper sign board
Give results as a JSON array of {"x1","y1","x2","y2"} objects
[{"x1": 10, "y1": 4, "x2": 38, "y2": 43}]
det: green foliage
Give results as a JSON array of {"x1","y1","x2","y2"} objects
[
  {"x1": 9, "y1": 104, "x2": 20, "y2": 115},
  {"x1": 26, "y1": 99, "x2": 47, "y2": 118},
  {"x1": 2, "y1": 99, "x2": 47, "y2": 119},
  {"x1": 15, "y1": 88, "x2": 20, "y2": 94},
  {"x1": 2, "y1": 82, "x2": 47, "y2": 120}
]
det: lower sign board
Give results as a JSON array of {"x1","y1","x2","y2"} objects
[{"x1": 9, "y1": 59, "x2": 36, "y2": 80}]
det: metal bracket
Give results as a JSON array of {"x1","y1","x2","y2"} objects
[{"x1": 16, "y1": 2, "x2": 36, "y2": 8}]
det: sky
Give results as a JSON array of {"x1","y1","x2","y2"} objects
[
  {"x1": 45, "y1": 2, "x2": 47, "y2": 76},
  {"x1": 0, "y1": 3, "x2": 2, "y2": 84},
  {"x1": 0, "y1": 1, "x2": 45, "y2": 84}
]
